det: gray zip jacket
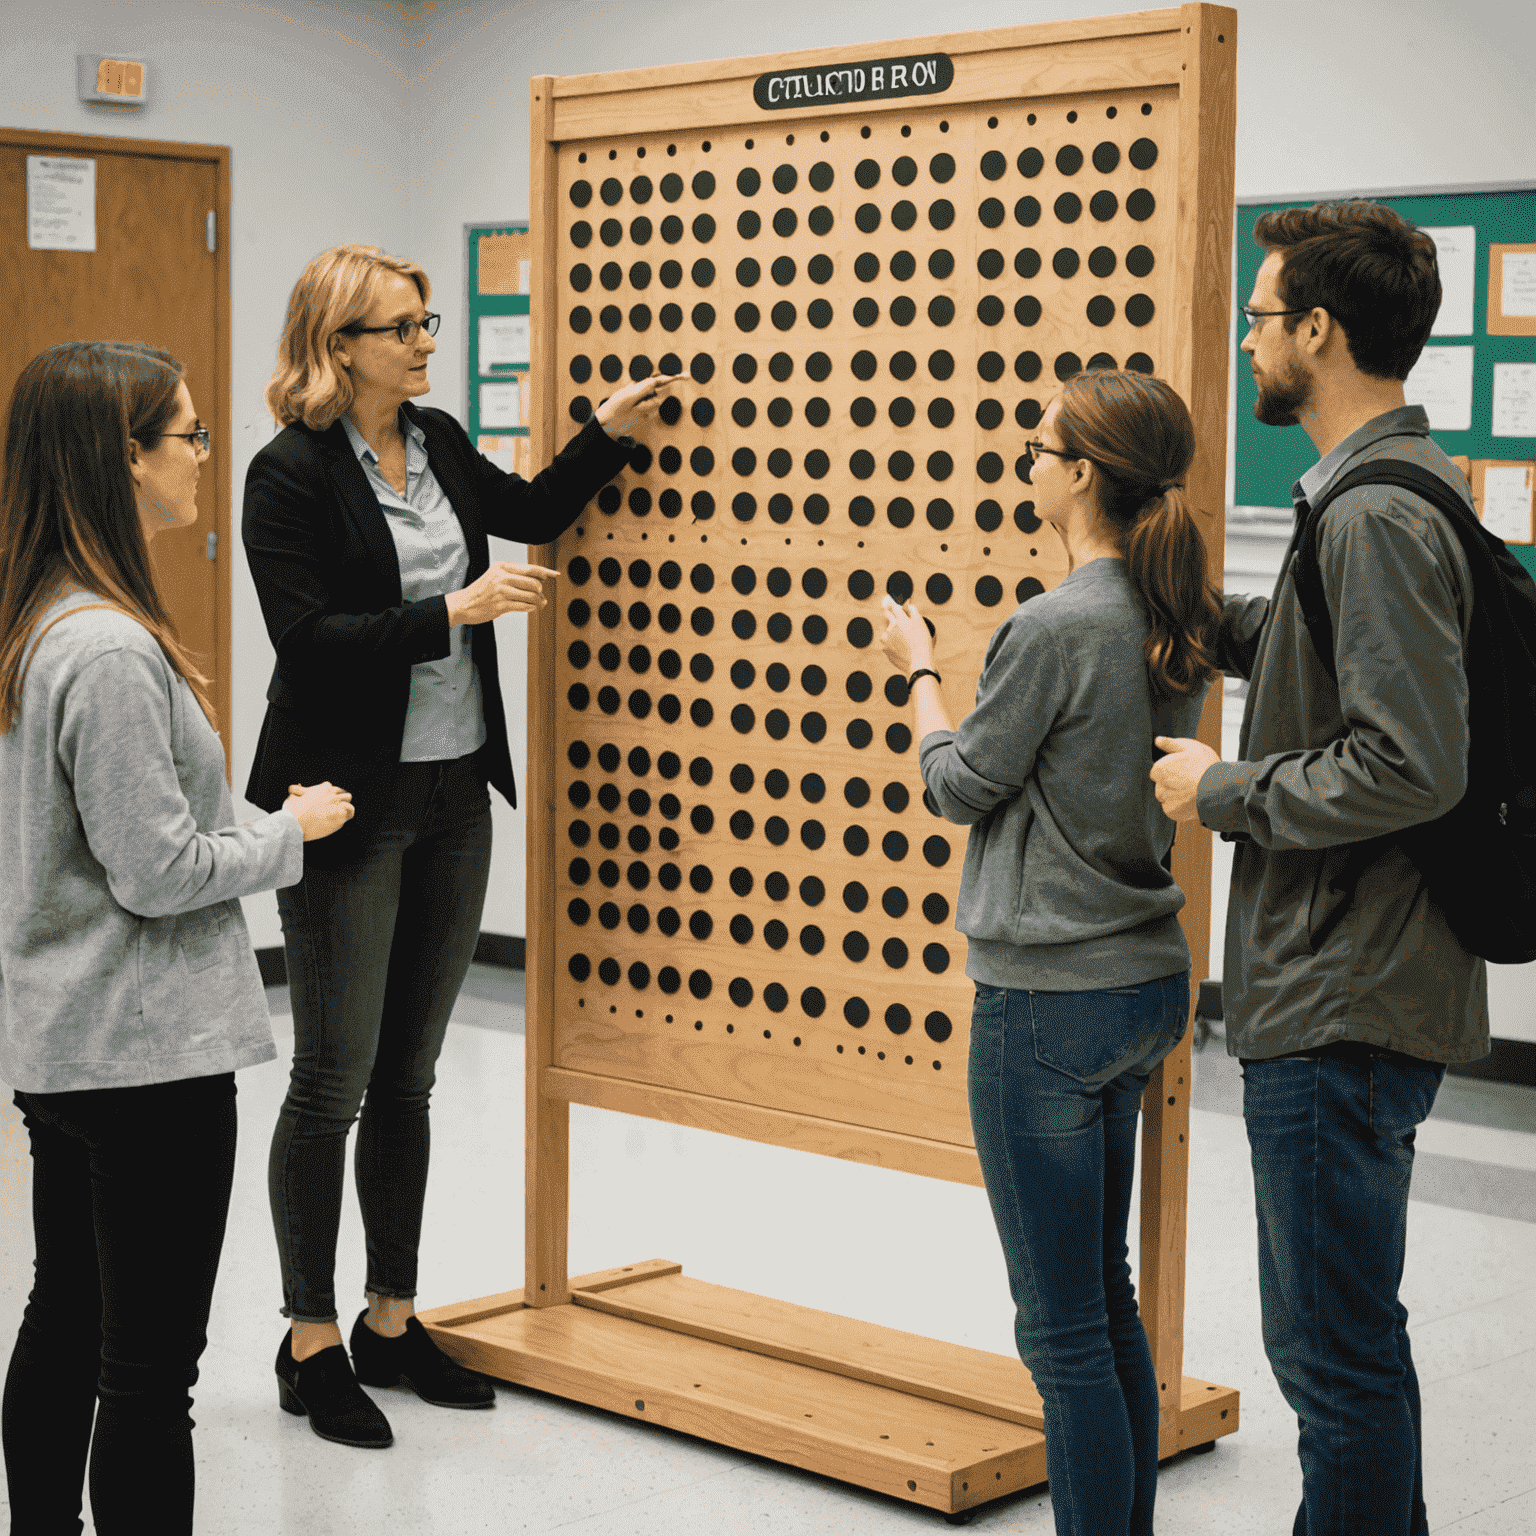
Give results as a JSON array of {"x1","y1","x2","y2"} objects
[
  {"x1": 919, "y1": 558, "x2": 1206, "y2": 991},
  {"x1": 1196, "y1": 407, "x2": 1490, "y2": 1063},
  {"x1": 0, "y1": 590, "x2": 303, "y2": 1092}
]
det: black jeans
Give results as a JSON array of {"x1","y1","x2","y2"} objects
[
  {"x1": 269, "y1": 754, "x2": 492, "y2": 1322},
  {"x1": 3, "y1": 1072, "x2": 237, "y2": 1536}
]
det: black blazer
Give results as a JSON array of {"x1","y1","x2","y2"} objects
[{"x1": 242, "y1": 403, "x2": 630, "y2": 859}]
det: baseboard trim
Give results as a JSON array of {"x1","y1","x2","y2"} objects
[
  {"x1": 472, "y1": 932, "x2": 526, "y2": 970},
  {"x1": 1197, "y1": 979, "x2": 1534, "y2": 1089},
  {"x1": 255, "y1": 933, "x2": 526, "y2": 989},
  {"x1": 1445, "y1": 1038, "x2": 1536, "y2": 1089}
]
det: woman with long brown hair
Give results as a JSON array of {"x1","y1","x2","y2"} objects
[
  {"x1": 881, "y1": 368, "x2": 1220, "y2": 1536},
  {"x1": 0, "y1": 341, "x2": 352, "y2": 1535}
]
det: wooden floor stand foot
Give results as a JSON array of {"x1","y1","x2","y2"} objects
[{"x1": 420, "y1": 1260, "x2": 1238, "y2": 1516}]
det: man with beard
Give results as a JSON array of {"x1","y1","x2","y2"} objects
[{"x1": 1150, "y1": 201, "x2": 1489, "y2": 1536}]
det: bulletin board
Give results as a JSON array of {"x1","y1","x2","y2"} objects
[
  {"x1": 465, "y1": 221, "x2": 533, "y2": 476},
  {"x1": 1234, "y1": 184, "x2": 1536, "y2": 571},
  {"x1": 423, "y1": 8, "x2": 1241, "y2": 1516}
]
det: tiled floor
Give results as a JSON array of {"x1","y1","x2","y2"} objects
[{"x1": 3, "y1": 963, "x2": 1533, "y2": 1534}]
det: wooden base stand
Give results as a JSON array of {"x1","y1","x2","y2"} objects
[{"x1": 420, "y1": 1259, "x2": 1238, "y2": 1518}]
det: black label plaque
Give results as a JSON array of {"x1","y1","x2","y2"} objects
[{"x1": 753, "y1": 53, "x2": 953, "y2": 112}]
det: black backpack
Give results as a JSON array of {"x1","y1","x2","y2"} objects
[{"x1": 1290, "y1": 459, "x2": 1536, "y2": 964}]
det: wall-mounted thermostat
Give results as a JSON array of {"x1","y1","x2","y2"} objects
[{"x1": 77, "y1": 55, "x2": 148, "y2": 106}]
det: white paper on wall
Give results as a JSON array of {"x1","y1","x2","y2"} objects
[
  {"x1": 1501, "y1": 252, "x2": 1536, "y2": 319},
  {"x1": 1481, "y1": 465, "x2": 1533, "y2": 544},
  {"x1": 1491, "y1": 362, "x2": 1536, "y2": 438},
  {"x1": 27, "y1": 156, "x2": 96, "y2": 251},
  {"x1": 479, "y1": 381, "x2": 522, "y2": 429},
  {"x1": 1404, "y1": 345, "x2": 1475, "y2": 431},
  {"x1": 1423, "y1": 226, "x2": 1476, "y2": 336},
  {"x1": 478, "y1": 314, "x2": 530, "y2": 372}
]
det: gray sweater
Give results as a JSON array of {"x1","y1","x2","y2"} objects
[
  {"x1": 0, "y1": 590, "x2": 304, "y2": 1093},
  {"x1": 919, "y1": 558, "x2": 1206, "y2": 991}
]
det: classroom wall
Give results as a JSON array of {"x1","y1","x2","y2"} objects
[
  {"x1": 404, "y1": 0, "x2": 1536, "y2": 1040},
  {"x1": 5, "y1": 0, "x2": 1533, "y2": 1036},
  {"x1": 2, "y1": 0, "x2": 415, "y2": 949}
]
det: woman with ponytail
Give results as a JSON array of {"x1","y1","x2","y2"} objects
[
  {"x1": 881, "y1": 368, "x2": 1220, "y2": 1536},
  {"x1": 0, "y1": 342, "x2": 353, "y2": 1535}
]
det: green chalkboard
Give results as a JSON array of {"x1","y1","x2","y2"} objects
[{"x1": 1234, "y1": 187, "x2": 1536, "y2": 581}]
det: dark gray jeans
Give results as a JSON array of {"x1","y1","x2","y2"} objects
[{"x1": 269, "y1": 753, "x2": 492, "y2": 1323}]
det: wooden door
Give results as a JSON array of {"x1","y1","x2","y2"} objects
[{"x1": 0, "y1": 128, "x2": 232, "y2": 771}]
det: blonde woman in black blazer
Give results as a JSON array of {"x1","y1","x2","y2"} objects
[{"x1": 244, "y1": 244, "x2": 679, "y2": 1449}]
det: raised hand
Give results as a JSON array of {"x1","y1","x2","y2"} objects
[
  {"x1": 594, "y1": 372, "x2": 687, "y2": 439},
  {"x1": 880, "y1": 594, "x2": 934, "y2": 675}
]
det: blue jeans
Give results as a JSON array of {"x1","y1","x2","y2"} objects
[
  {"x1": 269, "y1": 754, "x2": 492, "y2": 1322},
  {"x1": 1242, "y1": 1045, "x2": 1445, "y2": 1536},
  {"x1": 968, "y1": 972, "x2": 1190, "y2": 1536}
]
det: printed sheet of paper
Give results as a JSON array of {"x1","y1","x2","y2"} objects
[
  {"x1": 478, "y1": 314, "x2": 530, "y2": 372},
  {"x1": 1404, "y1": 345, "x2": 1474, "y2": 431},
  {"x1": 479, "y1": 381, "x2": 522, "y2": 429},
  {"x1": 1501, "y1": 252, "x2": 1536, "y2": 319},
  {"x1": 1423, "y1": 226, "x2": 1476, "y2": 336},
  {"x1": 27, "y1": 156, "x2": 96, "y2": 251},
  {"x1": 1481, "y1": 465, "x2": 1534, "y2": 543},
  {"x1": 1491, "y1": 363, "x2": 1536, "y2": 438}
]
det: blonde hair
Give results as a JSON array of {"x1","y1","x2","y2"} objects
[
  {"x1": 0, "y1": 342, "x2": 217, "y2": 734},
  {"x1": 264, "y1": 244, "x2": 432, "y2": 430}
]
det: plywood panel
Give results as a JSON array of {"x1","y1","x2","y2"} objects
[{"x1": 546, "y1": 83, "x2": 1184, "y2": 1142}]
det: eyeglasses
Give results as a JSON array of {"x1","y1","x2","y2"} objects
[
  {"x1": 338, "y1": 312, "x2": 441, "y2": 346},
  {"x1": 1240, "y1": 305, "x2": 1311, "y2": 329},
  {"x1": 1022, "y1": 440, "x2": 1078, "y2": 469},
  {"x1": 161, "y1": 425, "x2": 211, "y2": 457}
]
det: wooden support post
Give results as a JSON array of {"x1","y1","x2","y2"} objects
[
  {"x1": 1141, "y1": 1, "x2": 1236, "y2": 1454},
  {"x1": 524, "y1": 73, "x2": 572, "y2": 1311}
]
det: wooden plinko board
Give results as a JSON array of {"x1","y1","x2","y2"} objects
[{"x1": 492, "y1": 5, "x2": 1237, "y2": 1514}]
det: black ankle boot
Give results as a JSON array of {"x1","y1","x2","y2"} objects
[
  {"x1": 275, "y1": 1331, "x2": 394, "y2": 1447},
  {"x1": 349, "y1": 1312, "x2": 495, "y2": 1408}
]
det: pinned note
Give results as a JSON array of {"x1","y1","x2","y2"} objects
[
  {"x1": 479, "y1": 381, "x2": 522, "y2": 429},
  {"x1": 1480, "y1": 465, "x2": 1534, "y2": 544},
  {"x1": 479, "y1": 314, "x2": 529, "y2": 372},
  {"x1": 1423, "y1": 227, "x2": 1476, "y2": 336},
  {"x1": 27, "y1": 156, "x2": 95, "y2": 251},
  {"x1": 1492, "y1": 363, "x2": 1536, "y2": 439},
  {"x1": 1404, "y1": 345, "x2": 1474, "y2": 432}
]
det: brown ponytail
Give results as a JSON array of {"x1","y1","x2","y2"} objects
[{"x1": 1051, "y1": 370, "x2": 1221, "y2": 701}]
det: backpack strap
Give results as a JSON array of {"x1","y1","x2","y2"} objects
[{"x1": 1292, "y1": 459, "x2": 1480, "y2": 681}]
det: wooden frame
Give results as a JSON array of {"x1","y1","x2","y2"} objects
[
  {"x1": 422, "y1": 8, "x2": 1239, "y2": 1513},
  {"x1": 1487, "y1": 242, "x2": 1536, "y2": 337},
  {"x1": 0, "y1": 126, "x2": 233, "y2": 775}
]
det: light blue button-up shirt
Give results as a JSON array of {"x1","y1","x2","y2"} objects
[{"x1": 341, "y1": 412, "x2": 487, "y2": 762}]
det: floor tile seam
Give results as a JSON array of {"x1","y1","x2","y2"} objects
[
  {"x1": 1430, "y1": 1481, "x2": 1536, "y2": 1530},
  {"x1": 1410, "y1": 1282, "x2": 1536, "y2": 1332},
  {"x1": 1419, "y1": 1339, "x2": 1536, "y2": 1391}
]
